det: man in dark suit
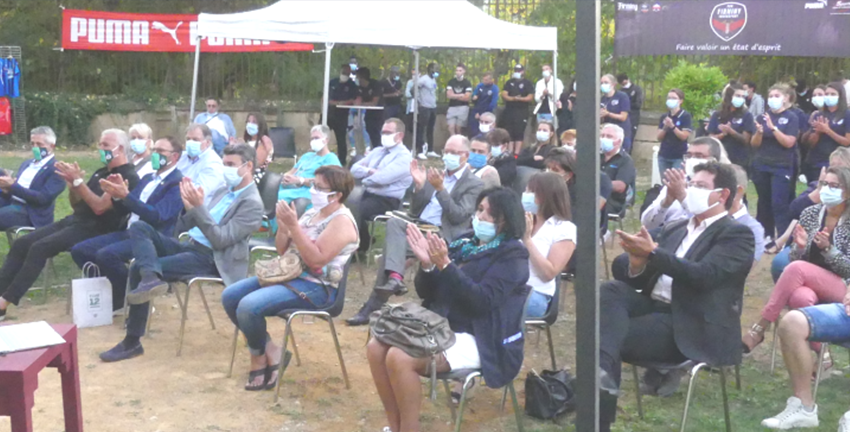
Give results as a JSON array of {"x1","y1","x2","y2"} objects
[
  {"x1": 0, "y1": 126, "x2": 66, "y2": 230},
  {"x1": 598, "y1": 162, "x2": 755, "y2": 432},
  {"x1": 70, "y1": 136, "x2": 185, "y2": 312},
  {"x1": 346, "y1": 135, "x2": 485, "y2": 326}
]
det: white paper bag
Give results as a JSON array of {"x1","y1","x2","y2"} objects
[{"x1": 72, "y1": 276, "x2": 113, "y2": 328}]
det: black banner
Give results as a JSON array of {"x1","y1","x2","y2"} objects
[{"x1": 615, "y1": 0, "x2": 850, "y2": 57}]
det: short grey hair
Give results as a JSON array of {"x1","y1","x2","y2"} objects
[
  {"x1": 602, "y1": 73, "x2": 617, "y2": 85},
  {"x1": 129, "y1": 123, "x2": 153, "y2": 140},
  {"x1": 187, "y1": 123, "x2": 213, "y2": 141},
  {"x1": 601, "y1": 123, "x2": 624, "y2": 143},
  {"x1": 447, "y1": 134, "x2": 470, "y2": 152},
  {"x1": 480, "y1": 112, "x2": 496, "y2": 123},
  {"x1": 223, "y1": 143, "x2": 256, "y2": 167},
  {"x1": 690, "y1": 137, "x2": 724, "y2": 162},
  {"x1": 311, "y1": 124, "x2": 331, "y2": 140},
  {"x1": 101, "y1": 128, "x2": 130, "y2": 150},
  {"x1": 730, "y1": 164, "x2": 748, "y2": 189},
  {"x1": 30, "y1": 126, "x2": 57, "y2": 145}
]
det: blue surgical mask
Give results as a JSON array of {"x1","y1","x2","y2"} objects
[
  {"x1": 812, "y1": 96, "x2": 825, "y2": 109},
  {"x1": 521, "y1": 192, "x2": 538, "y2": 214},
  {"x1": 600, "y1": 83, "x2": 612, "y2": 94},
  {"x1": 825, "y1": 95, "x2": 840, "y2": 108},
  {"x1": 468, "y1": 152, "x2": 487, "y2": 169},
  {"x1": 731, "y1": 96, "x2": 746, "y2": 108},
  {"x1": 433, "y1": 72, "x2": 440, "y2": 78},
  {"x1": 246, "y1": 122, "x2": 259, "y2": 136},
  {"x1": 512, "y1": 72, "x2": 521, "y2": 79},
  {"x1": 130, "y1": 139, "x2": 147, "y2": 155},
  {"x1": 768, "y1": 96, "x2": 784, "y2": 112},
  {"x1": 349, "y1": 63, "x2": 358, "y2": 72},
  {"x1": 600, "y1": 137, "x2": 615, "y2": 153},
  {"x1": 490, "y1": 145, "x2": 503, "y2": 158},
  {"x1": 472, "y1": 216, "x2": 497, "y2": 243},
  {"x1": 443, "y1": 153, "x2": 461, "y2": 171},
  {"x1": 536, "y1": 131, "x2": 550, "y2": 142},
  {"x1": 223, "y1": 164, "x2": 245, "y2": 188},
  {"x1": 394, "y1": 75, "x2": 400, "y2": 81},
  {"x1": 821, "y1": 186, "x2": 845, "y2": 208},
  {"x1": 666, "y1": 99, "x2": 680, "y2": 110},
  {"x1": 186, "y1": 140, "x2": 202, "y2": 157}
]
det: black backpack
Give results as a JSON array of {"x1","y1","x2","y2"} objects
[
  {"x1": 639, "y1": 184, "x2": 664, "y2": 217},
  {"x1": 524, "y1": 369, "x2": 576, "y2": 420}
]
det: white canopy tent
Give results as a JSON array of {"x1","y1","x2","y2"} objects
[{"x1": 193, "y1": 0, "x2": 558, "y2": 151}]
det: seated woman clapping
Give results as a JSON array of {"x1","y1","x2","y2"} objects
[
  {"x1": 366, "y1": 187, "x2": 529, "y2": 432},
  {"x1": 222, "y1": 165, "x2": 359, "y2": 391},
  {"x1": 743, "y1": 167, "x2": 850, "y2": 361}
]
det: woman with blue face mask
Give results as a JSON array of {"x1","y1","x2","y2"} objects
[
  {"x1": 469, "y1": 136, "x2": 500, "y2": 188},
  {"x1": 486, "y1": 127, "x2": 517, "y2": 188},
  {"x1": 128, "y1": 123, "x2": 155, "y2": 178},
  {"x1": 752, "y1": 83, "x2": 801, "y2": 242},
  {"x1": 708, "y1": 83, "x2": 756, "y2": 169},
  {"x1": 802, "y1": 82, "x2": 850, "y2": 184},
  {"x1": 517, "y1": 121, "x2": 556, "y2": 170},
  {"x1": 655, "y1": 88, "x2": 693, "y2": 173},
  {"x1": 367, "y1": 187, "x2": 529, "y2": 432},
  {"x1": 521, "y1": 172, "x2": 575, "y2": 318},
  {"x1": 240, "y1": 112, "x2": 274, "y2": 183}
]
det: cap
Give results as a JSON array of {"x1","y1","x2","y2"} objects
[
  {"x1": 390, "y1": 66, "x2": 400, "y2": 73},
  {"x1": 514, "y1": 64, "x2": 525, "y2": 71}
]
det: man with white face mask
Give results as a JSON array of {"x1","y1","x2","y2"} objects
[
  {"x1": 350, "y1": 118, "x2": 413, "y2": 252},
  {"x1": 597, "y1": 162, "x2": 754, "y2": 431}
]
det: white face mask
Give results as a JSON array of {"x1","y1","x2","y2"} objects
[
  {"x1": 381, "y1": 133, "x2": 399, "y2": 148},
  {"x1": 310, "y1": 138, "x2": 325, "y2": 152},
  {"x1": 682, "y1": 187, "x2": 721, "y2": 216},
  {"x1": 542, "y1": 70, "x2": 551, "y2": 78},
  {"x1": 479, "y1": 123, "x2": 492, "y2": 133},
  {"x1": 310, "y1": 186, "x2": 335, "y2": 210},
  {"x1": 684, "y1": 158, "x2": 710, "y2": 178}
]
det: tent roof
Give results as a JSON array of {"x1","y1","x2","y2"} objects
[{"x1": 197, "y1": 0, "x2": 557, "y2": 51}]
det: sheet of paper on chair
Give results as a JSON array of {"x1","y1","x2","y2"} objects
[{"x1": 0, "y1": 321, "x2": 66, "y2": 355}]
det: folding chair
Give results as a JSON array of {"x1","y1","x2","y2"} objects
[
  {"x1": 5, "y1": 226, "x2": 58, "y2": 305},
  {"x1": 813, "y1": 341, "x2": 850, "y2": 402},
  {"x1": 629, "y1": 360, "x2": 740, "y2": 432},
  {"x1": 525, "y1": 282, "x2": 561, "y2": 370}
]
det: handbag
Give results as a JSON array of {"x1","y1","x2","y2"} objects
[
  {"x1": 255, "y1": 240, "x2": 304, "y2": 287},
  {"x1": 369, "y1": 302, "x2": 456, "y2": 399},
  {"x1": 524, "y1": 369, "x2": 576, "y2": 420}
]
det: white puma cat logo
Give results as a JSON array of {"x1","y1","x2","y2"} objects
[{"x1": 152, "y1": 21, "x2": 183, "y2": 45}]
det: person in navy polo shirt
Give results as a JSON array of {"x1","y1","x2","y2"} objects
[
  {"x1": 600, "y1": 74, "x2": 633, "y2": 153},
  {"x1": 708, "y1": 83, "x2": 756, "y2": 169},
  {"x1": 802, "y1": 82, "x2": 850, "y2": 184},
  {"x1": 468, "y1": 72, "x2": 499, "y2": 137},
  {"x1": 381, "y1": 66, "x2": 404, "y2": 122},
  {"x1": 500, "y1": 64, "x2": 534, "y2": 156},
  {"x1": 655, "y1": 88, "x2": 692, "y2": 173},
  {"x1": 752, "y1": 83, "x2": 800, "y2": 243},
  {"x1": 327, "y1": 64, "x2": 357, "y2": 166}
]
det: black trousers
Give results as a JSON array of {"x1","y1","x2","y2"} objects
[
  {"x1": 365, "y1": 110, "x2": 383, "y2": 150},
  {"x1": 416, "y1": 107, "x2": 436, "y2": 153},
  {"x1": 599, "y1": 280, "x2": 686, "y2": 426},
  {"x1": 0, "y1": 216, "x2": 105, "y2": 305},
  {"x1": 356, "y1": 191, "x2": 401, "y2": 252},
  {"x1": 329, "y1": 107, "x2": 350, "y2": 166}
]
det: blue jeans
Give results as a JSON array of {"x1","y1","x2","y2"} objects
[
  {"x1": 752, "y1": 163, "x2": 794, "y2": 238},
  {"x1": 771, "y1": 246, "x2": 792, "y2": 283},
  {"x1": 800, "y1": 303, "x2": 850, "y2": 343},
  {"x1": 0, "y1": 204, "x2": 32, "y2": 230},
  {"x1": 71, "y1": 231, "x2": 134, "y2": 310},
  {"x1": 657, "y1": 156, "x2": 684, "y2": 174},
  {"x1": 125, "y1": 221, "x2": 218, "y2": 338},
  {"x1": 222, "y1": 276, "x2": 335, "y2": 356},
  {"x1": 526, "y1": 290, "x2": 552, "y2": 318}
]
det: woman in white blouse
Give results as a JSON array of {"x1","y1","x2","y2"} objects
[{"x1": 521, "y1": 172, "x2": 576, "y2": 317}]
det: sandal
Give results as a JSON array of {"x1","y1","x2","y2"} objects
[
  {"x1": 742, "y1": 323, "x2": 767, "y2": 354},
  {"x1": 450, "y1": 378, "x2": 477, "y2": 405},
  {"x1": 265, "y1": 350, "x2": 293, "y2": 391},
  {"x1": 244, "y1": 368, "x2": 269, "y2": 391}
]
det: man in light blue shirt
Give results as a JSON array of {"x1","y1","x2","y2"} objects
[
  {"x1": 177, "y1": 124, "x2": 226, "y2": 205},
  {"x1": 193, "y1": 98, "x2": 236, "y2": 155},
  {"x1": 350, "y1": 118, "x2": 413, "y2": 251}
]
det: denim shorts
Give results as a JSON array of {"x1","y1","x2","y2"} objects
[{"x1": 800, "y1": 303, "x2": 850, "y2": 343}]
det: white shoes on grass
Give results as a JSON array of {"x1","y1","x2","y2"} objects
[{"x1": 761, "y1": 396, "x2": 818, "y2": 429}]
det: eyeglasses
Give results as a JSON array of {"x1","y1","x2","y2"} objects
[
  {"x1": 686, "y1": 182, "x2": 718, "y2": 191},
  {"x1": 819, "y1": 181, "x2": 843, "y2": 190},
  {"x1": 683, "y1": 154, "x2": 713, "y2": 160}
]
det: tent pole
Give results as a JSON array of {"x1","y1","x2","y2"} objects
[
  {"x1": 322, "y1": 43, "x2": 334, "y2": 127},
  {"x1": 412, "y1": 49, "x2": 420, "y2": 155},
  {"x1": 189, "y1": 36, "x2": 202, "y2": 121},
  {"x1": 553, "y1": 49, "x2": 559, "y2": 132}
]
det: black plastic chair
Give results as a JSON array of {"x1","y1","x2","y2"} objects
[
  {"x1": 256, "y1": 171, "x2": 282, "y2": 221},
  {"x1": 269, "y1": 126, "x2": 297, "y2": 162},
  {"x1": 5, "y1": 226, "x2": 58, "y2": 306},
  {"x1": 525, "y1": 281, "x2": 561, "y2": 370},
  {"x1": 227, "y1": 260, "x2": 352, "y2": 402}
]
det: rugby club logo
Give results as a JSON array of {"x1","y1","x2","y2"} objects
[{"x1": 710, "y1": 2, "x2": 747, "y2": 42}]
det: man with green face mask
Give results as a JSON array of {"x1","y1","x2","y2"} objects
[
  {"x1": 0, "y1": 129, "x2": 141, "y2": 322},
  {"x1": 0, "y1": 126, "x2": 66, "y2": 231}
]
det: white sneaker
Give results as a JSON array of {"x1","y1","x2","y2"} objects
[
  {"x1": 426, "y1": 151, "x2": 440, "y2": 158},
  {"x1": 417, "y1": 152, "x2": 428, "y2": 160},
  {"x1": 839, "y1": 411, "x2": 850, "y2": 432},
  {"x1": 761, "y1": 397, "x2": 819, "y2": 429},
  {"x1": 382, "y1": 428, "x2": 392, "y2": 432},
  {"x1": 349, "y1": 148, "x2": 358, "y2": 158},
  {"x1": 798, "y1": 174, "x2": 807, "y2": 184}
]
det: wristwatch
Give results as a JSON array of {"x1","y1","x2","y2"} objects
[{"x1": 72, "y1": 178, "x2": 84, "y2": 188}]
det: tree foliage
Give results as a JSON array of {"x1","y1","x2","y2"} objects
[{"x1": 663, "y1": 62, "x2": 728, "y2": 120}]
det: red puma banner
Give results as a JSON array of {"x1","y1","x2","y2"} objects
[{"x1": 61, "y1": 9, "x2": 313, "y2": 52}]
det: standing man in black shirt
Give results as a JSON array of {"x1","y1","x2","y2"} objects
[
  {"x1": 328, "y1": 64, "x2": 357, "y2": 166},
  {"x1": 355, "y1": 67, "x2": 383, "y2": 152},
  {"x1": 617, "y1": 73, "x2": 644, "y2": 146},
  {"x1": 500, "y1": 64, "x2": 534, "y2": 156},
  {"x1": 446, "y1": 63, "x2": 473, "y2": 137},
  {"x1": 382, "y1": 66, "x2": 404, "y2": 122},
  {"x1": 0, "y1": 129, "x2": 140, "y2": 320}
]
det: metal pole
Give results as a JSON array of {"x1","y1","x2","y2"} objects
[
  {"x1": 412, "y1": 50, "x2": 420, "y2": 155},
  {"x1": 322, "y1": 43, "x2": 334, "y2": 126},
  {"x1": 189, "y1": 36, "x2": 202, "y2": 121},
  {"x1": 553, "y1": 49, "x2": 559, "y2": 132},
  {"x1": 574, "y1": 1, "x2": 601, "y2": 431}
]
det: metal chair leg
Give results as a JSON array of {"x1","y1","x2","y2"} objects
[
  {"x1": 42, "y1": 258, "x2": 53, "y2": 305},
  {"x1": 719, "y1": 367, "x2": 731, "y2": 432},
  {"x1": 734, "y1": 364, "x2": 741, "y2": 391},
  {"x1": 601, "y1": 239, "x2": 610, "y2": 280},
  {"x1": 454, "y1": 373, "x2": 478, "y2": 432},
  {"x1": 274, "y1": 321, "x2": 295, "y2": 402},
  {"x1": 545, "y1": 324, "x2": 557, "y2": 370},
  {"x1": 327, "y1": 317, "x2": 350, "y2": 389},
  {"x1": 197, "y1": 282, "x2": 216, "y2": 330},
  {"x1": 289, "y1": 323, "x2": 302, "y2": 366},
  {"x1": 509, "y1": 381, "x2": 524, "y2": 432},
  {"x1": 500, "y1": 386, "x2": 508, "y2": 412},
  {"x1": 444, "y1": 380, "x2": 457, "y2": 423},
  {"x1": 227, "y1": 326, "x2": 239, "y2": 378},
  {"x1": 177, "y1": 282, "x2": 192, "y2": 356},
  {"x1": 770, "y1": 323, "x2": 779, "y2": 374},
  {"x1": 633, "y1": 365, "x2": 644, "y2": 419},
  {"x1": 813, "y1": 343, "x2": 828, "y2": 402},
  {"x1": 146, "y1": 298, "x2": 154, "y2": 335},
  {"x1": 680, "y1": 362, "x2": 708, "y2": 432}
]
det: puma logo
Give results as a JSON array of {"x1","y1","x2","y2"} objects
[{"x1": 152, "y1": 21, "x2": 182, "y2": 45}]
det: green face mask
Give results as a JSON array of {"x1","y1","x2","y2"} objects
[
  {"x1": 150, "y1": 153, "x2": 162, "y2": 170},
  {"x1": 32, "y1": 147, "x2": 48, "y2": 161},
  {"x1": 99, "y1": 148, "x2": 113, "y2": 165}
]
